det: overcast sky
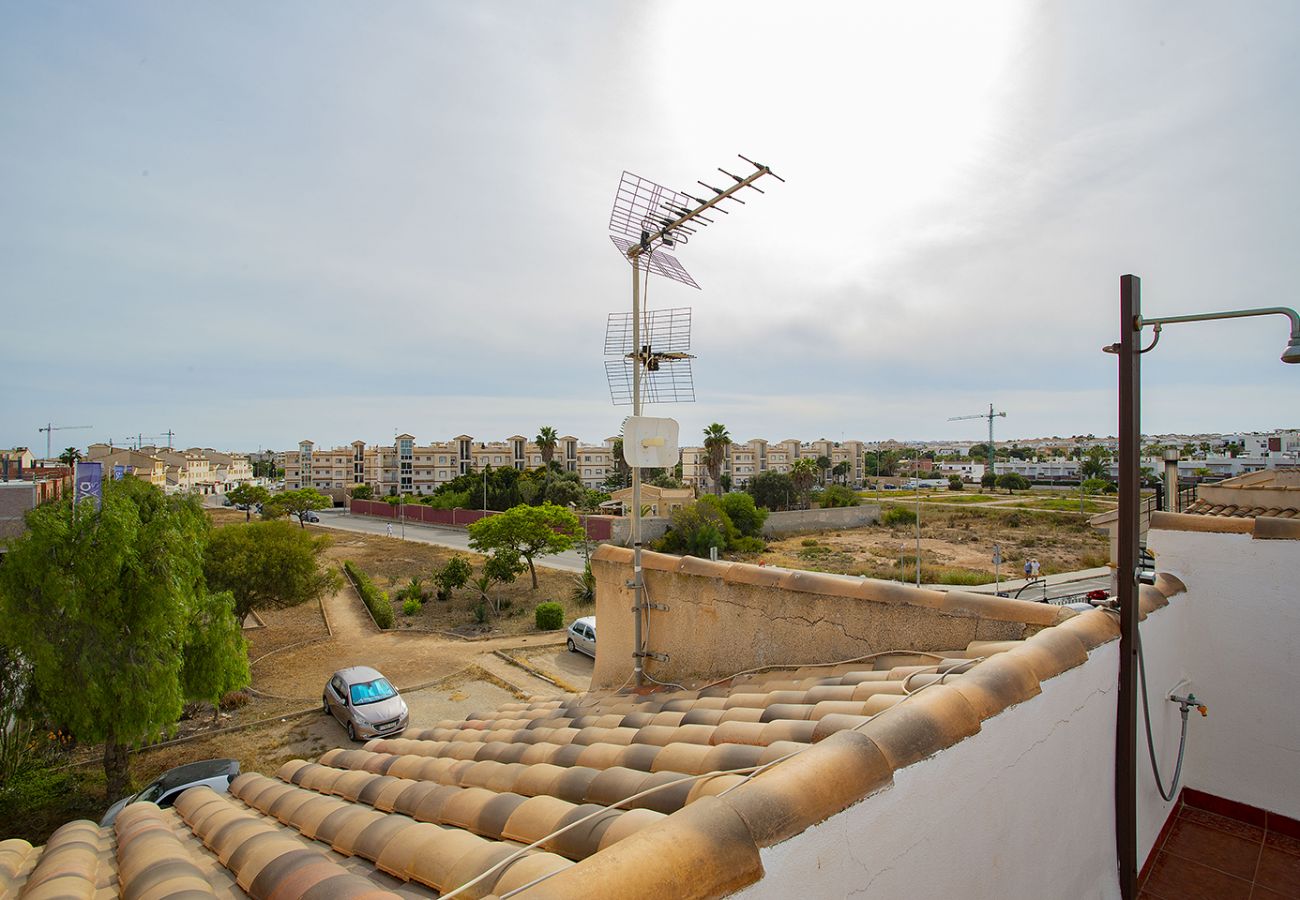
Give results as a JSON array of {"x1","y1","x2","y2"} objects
[{"x1": 4, "y1": 2, "x2": 1299, "y2": 454}]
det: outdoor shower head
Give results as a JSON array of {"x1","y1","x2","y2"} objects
[{"x1": 1282, "y1": 334, "x2": 1300, "y2": 364}]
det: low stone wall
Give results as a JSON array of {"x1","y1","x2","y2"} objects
[
  {"x1": 590, "y1": 545, "x2": 1071, "y2": 688},
  {"x1": 762, "y1": 505, "x2": 879, "y2": 536}
]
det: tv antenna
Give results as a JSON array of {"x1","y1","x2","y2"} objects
[
  {"x1": 606, "y1": 154, "x2": 783, "y2": 687},
  {"x1": 38, "y1": 423, "x2": 92, "y2": 462},
  {"x1": 948, "y1": 404, "x2": 1007, "y2": 475}
]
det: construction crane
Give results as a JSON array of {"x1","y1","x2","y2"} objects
[
  {"x1": 948, "y1": 404, "x2": 1007, "y2": 476},
  {"x1": 38, "y1": 423, "x2": 92, "y2": 463}
]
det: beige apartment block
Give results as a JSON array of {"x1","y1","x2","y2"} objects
[
  {"x1": 680, "y1": 437, "x2": 865, "y2": 492},
  {"x1": 190, "y1": 448, "x2": 253, "y2": 489},
  {"x1": 84, "y1": 445, "x2": 169, "y2": 488},
  {"x1": 284, "y1": 433, "x2": 622, "y2": 497}
]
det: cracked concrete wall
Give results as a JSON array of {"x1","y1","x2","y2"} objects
[
  {"x1": 591, "y1": 549, "x2": 1062, "y2": 688},
  {"x1": 730, "y1": 641, "x2": 1121, "y2": 899}
]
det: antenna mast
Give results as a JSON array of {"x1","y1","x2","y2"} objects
[{"x1": 606, "y1": 155, "x2": 783, "y2": 687}]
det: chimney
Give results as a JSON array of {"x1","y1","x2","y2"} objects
[{"x1": 1163, "y1": 449, "x2": 1180, "y2": 511}]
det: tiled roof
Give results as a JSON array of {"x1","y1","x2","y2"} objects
[
  {"x1": 1182, "y1": 499, "x2": 1298, "y2": 519},
  {"x1": 4, "y1": 576, "x2": 1187, "y2": 899}
]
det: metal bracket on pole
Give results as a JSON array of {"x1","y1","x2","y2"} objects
[{"x1": 634, "y1": 651, "x2": 669, "y2": 663}]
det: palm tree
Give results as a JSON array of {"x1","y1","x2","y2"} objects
[
  {"x1": 536, "y1": 426, "x2": 558, "y2": 466},
  {"x1": 790, "y1": 458, "x2": 818, "y2": 508},
  {"x1": 815, "y1": 455, "x2": 832, "y2": 485},
  {"x1": 702, "y1": 423, "x2": 731, "y2": 495},
  {"x1": 59, "y1": 447, "x2": 82, "y2": 468}
]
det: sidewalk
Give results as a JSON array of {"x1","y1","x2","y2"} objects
[{"x1": 946, "y1": 565, "x2": 1114, "y2": 595}]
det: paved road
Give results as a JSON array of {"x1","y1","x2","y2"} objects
[{"x1": 311, "y1": 509, "x2": 589, "y2": 573}]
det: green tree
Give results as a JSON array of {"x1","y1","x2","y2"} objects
[
  {"x1": 702, "y1": 423, "x2": 731, "y2": 496},
  {"x1": 467, "y1": 503, "x2": 581, "y2": 589},
  {"x1": 996, "y1": 473, "x2": 1031, "y2": 494},
  {"x1": 746, "y1": 470, "x2": 795, "y2": 511},
  {"x1": 226, "y1": 483, "x2": 270, "y2": 521},
  {"x1": 948, "y1": 474, "x2": 965, "y2": 491},
  {"x1": 790, "y1": 458, "x2": 818, "y2": 507},
  {"x1": 58, "y1": 447, "x2": 81, "y2": 467},
  {"x1": 717, "y1": 492, "x2": 768, "y2": 537},
  {"x1": 471, "y1": 551, "x2": 526, "y2": 615},
  {"x1": 267, "y1": 487, "x2": 331, "y2": 527},
  {"x1": 536, "y1": 426, "x2": 559, "y2": 466},
  {"x1": 204, "y1": 520, "x2": 335, "y2": 623},
  {"x1": 1081, "y1": 446, "x2": 1110, "y2": 480},
  {"x1": 348, "y1": 484, "x2": 373, "y2": 500},
  {"x1": 815, "y1": 455, "x2": 832, "y2": 485},
  {"x1": 832, "y1": 460, "x2": 852, "y2": 484},
  {"x1": 981, "y1": 471, "x2": 998, "y2": 489},
  {"x1": 660, "y1": 501, "x2": 731, "y2": 558},
  {"x1": 0, "y1": 478, "x2": 247, "y2": 799},
  {"x1": 433, "y1": 556, "x2": 472, "y2": 601},
  {"x1": 719, "y1": 473, "x2": 733, "y2": 493}
]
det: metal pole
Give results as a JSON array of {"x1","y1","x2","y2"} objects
[
  {"x1": 915, "y1": 460, "x2": 922, "y2": 587},
  {"x1": 630, "y1": 256, "x2": 644, "y2": 687},
  {"x1": 1116, "y1": 274, "x2": 1141, "y2": 900}
]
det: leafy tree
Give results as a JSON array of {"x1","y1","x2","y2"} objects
[
  {"x1": 815, "y1": 455, "x2": 832, "y2": 485},
  {"x1": 746, "y1": 470, "x2": 795, "y2": 511},
  {"x1": 719, "y1": 473, "x2": 733, "y2": 493},
  {"x1": 717, "y1": 492, "x2": 768, "y2": 536},
  {"x1": 790, "y1": 458, "x2": 819, "y2": 507},
  {"x1": 267, "y1": 487, "x2": 332, "y2": 527},
  {"x1": 832, "y1": 460, "x2": 852, "y2": 484},
  {"x1": 226, "y1": 483, "x2": 270, "y2": 521},
  {"x1": 0, "y1": 478, "x2": 247, "y2": 800},
  {"x1": 204, "y1": 520, "x2": 335, "y2": 623},
  {"x1": 818, "y1": 484, "x2": 860, "y2": 508},
  {"x1": 702, "y1": 423, "x2": 731, "y2": 496},
  {"x1": 865, "y1": 449, "x2": 899, "y2": 478},
  {"x1": 608, "y1": 437, "x2": 631, "y2": 489},
  {"x1": 434, "y1": 556, "x2": 473, "y2": 601},
  {"x1": 996, "y1": 473, "x2": 1031, "y2": 494},
  {"x1": 648, "y1": 473, "x2": 683, "y2": 490},
  {"x1": 981, "y1": 471, "x2": 998, "y2": 489},
  {"x1": 1080, "y1": 478, "x2": 1110, "y2": 494},
  {"x1": 349, "y1": 484, "x2": 373, "y2": 500},
  {"x1": 542, "y1": 477, "x2": 584, "y2": 509},
  {"x1": 1081, "y1": 446, "x2": 1110, "y2": 480},
  {"x1": 471, "y1": 551, "x2": 526, "y2": 615},
  {"x1": 948, "y1": 474, "x2": 965, "y2": 491},
  {"x1": 58, "y1": 447, "x2": 82, "y2": 467},
  {"x1": 468, "y1": 503, "x2": 581, "y2": 589},
  {"x1": 536, "y1": 426, "x2": 559, "y2": 466},
  {"x1": 660, "y1": 501, "x2": 731, "y2": 558}
]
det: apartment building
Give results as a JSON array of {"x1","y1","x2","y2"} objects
[
  {"x1": 679, "y1": 437, "x2": 865, "y2": 491},
  {"x1": 284, "y1": 434, "x2": 621, "y2": 496},
  {"x1": 84, "y1": 444, "x2": 252, "y2": 493}
]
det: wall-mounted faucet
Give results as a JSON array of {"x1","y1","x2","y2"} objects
[{"x1": 1170, "y1": 692, "x2": 1208, "y2": 718}]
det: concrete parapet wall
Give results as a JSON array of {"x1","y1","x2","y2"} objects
[
  {"x1": 589, "y1": 545, "x2": 1071, "y2": 688},
  {"x1": 761, "y1": 505, "x2": 880, "y2": 536}
]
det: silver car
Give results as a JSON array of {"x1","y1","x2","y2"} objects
[
  {"x1": 566, "y1": 616, "x2": 596, "y2": 658},
  {"x1": 323, "y1": 666, "x2": 409, "y2": 741},
  {"x1": 101, "y1": 758, "x2": 239, "y2": 826}
]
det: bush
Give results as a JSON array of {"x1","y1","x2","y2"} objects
[
  {"x1": 659, "y1": 501, "x2": 733, "y2": 558},
  {"x1": 801, "y1": 538, "x2": 819, "y2": 547},
  {"x1": 398, "y1": 576, "x2": 426, "y2": 604},
  {"x1": 344, "y1": 560, "x2": 394, "y2": 629},
  {"x1": 435, "y1": 556, "x2": 472, "y2": 601},
  {"x1": 718, "y1": 492, "x2": 768, "y2": 536},
  {"x1": 948, "y1": 475, "x2": 964, "y2": 491},
  {"x1": 818, "y1": 485, "x2": 860, "y2": 508},
  {"x1": 535, "y1": 601, "x2": 565, "y2": 631},
  {"x1": 730, "y1": 536, "x2": 766, "y2": 553},
  {"x1": 474, "y1": 602, "x2": 489, "y2": 624},
  {"x1": 571, "y1": 563, "x2": 596, "y2": 604},
  {"x1": 219, "y1": 690, "x2": 251, "y2": 711},
  {"x1": 402, "y1": 596, "x2": 421, "y2": 616},
  {"x1": 882, "y1": 506, "x2": 917, "y2": 527},
  {"x1": 980, "y1": 471, "x2": 997, "y2": 489}
]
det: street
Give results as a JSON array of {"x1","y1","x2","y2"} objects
[{"x1": 310, "y1": 508, "x2": 590, "y2": 573}]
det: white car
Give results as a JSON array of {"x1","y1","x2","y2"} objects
[{"x1": 566, "y1": 616, "x2": 596, "y2": 658}]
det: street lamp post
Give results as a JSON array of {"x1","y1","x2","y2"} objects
[{"x1": 1108, "y1": 277, "x2": 1299, "y2": 900}]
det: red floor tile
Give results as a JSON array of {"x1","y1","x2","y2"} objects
[
  {"x1": 1143, "y1": 852, "x2": 1254, "y2": 900},
  {"x1": 1248, "y1": 886, "x2": 1294, "y2": 900},
  {"x1": 1255, "y1": 845, "x2": 1300, "y2": 896},
  {"x1": 1163, "y1": 817, "x2": 1263, "y2": 881},
  {"x1": 1183, "y1": 806, "x2": 1267, "y2": 843}
]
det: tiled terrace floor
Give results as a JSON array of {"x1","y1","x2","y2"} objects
[{"x1": 1141, "y1": 793, "x2": 1300, "y2": 899}]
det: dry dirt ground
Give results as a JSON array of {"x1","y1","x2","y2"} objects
[{"x1": 744, "y1": 500, "x2": 1110, "y2": 584}]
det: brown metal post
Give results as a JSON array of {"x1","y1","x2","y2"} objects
[{"x1": 1116, "y1": 274, "x2": 1141, "y2": 898}]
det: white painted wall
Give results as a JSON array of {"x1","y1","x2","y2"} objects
[
  {"x1": 732, "y1": 642, "x2": 1121, "y2": 900},
  {"x1": 1133, "y1": 597, "x2": 1189, "y2": 864},
  {"x1": 1145, "y1": 527, "x2": 1300, "y2": 821}
]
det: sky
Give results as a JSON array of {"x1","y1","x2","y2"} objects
[{"x1": 3, "y1": 2, "x2": 1299, "y2": 454}]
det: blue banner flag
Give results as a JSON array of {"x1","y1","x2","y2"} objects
[
  {"x1": 112, "y1": 465, "x2": 125, "y2": 481},
  {"x1": 75, "y1": 461, "x2": 103, "y2": 511}
]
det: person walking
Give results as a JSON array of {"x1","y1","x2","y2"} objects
[
  {"x1": 1030, "y1": 558, "x2": 1041, "y2": 580},
  {"x1": 386, "y1": 522, "x2": 393, "y2": 538},
  {"x1": 1024, "y1": 559, "x2": 1033, "y2": 580}
]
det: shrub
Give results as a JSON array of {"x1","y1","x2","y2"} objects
[
  {"x1": 818, "y1": 485, "x2": 860, "y2": 508},
  {"x1": 344, "y1": 560, "x2": 394, "y2": 629},
  {"x1": 474, "y1": 602, "x2": 489, "y2": 624},
  {"x1": 660, "y1": 501, "x2": 733, "y2": 558},
  {"x1": 398, "y1": 576, "x2": 426, "y2": 604},
  {"x1": 434, "y1": 556, "x2": 472, "y2": 601},
  {"x1": 535, "y1": 601, "x2": 565, "y2": 631},
  {"x1": 571, "y1": 563, "x2": 596, "y2": 604},
  {"x1": 948, "y1": 475, "x2": 964, "y2": 491},
  {"x1": 718, "y1": 492, "x2": 768, "y2": 536},
  {"x1": 801, "y1": 538, "x2": 819, "y2": 547},
  {"x1": 403, "y1": 596, "x2": 421, "y2": 616},
  {"x1": 219, "y1": 690, "x2": 251, "y2": 711},
  {"x1": 882, "y1": 506, "x2": 916, "y2": 527},
  {"x1": 980, "y1": 471, "x2": 997, "y2": 489},
  {"x1": 730, "y1": 536, "x2": 766, "y2": 553}
]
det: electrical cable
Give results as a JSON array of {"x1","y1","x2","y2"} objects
[{"x1": 1135, "y1": 616, "x2": 1189, "y2": 802}]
